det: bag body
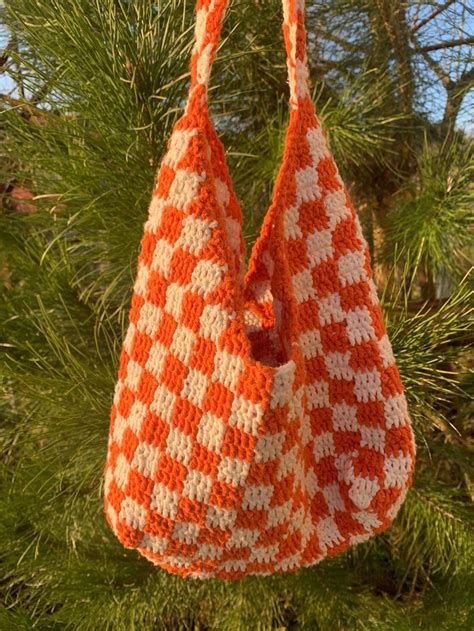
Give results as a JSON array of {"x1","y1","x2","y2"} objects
[{"x1": 103, "y1": 0, "x2": 415, "y2": 579}]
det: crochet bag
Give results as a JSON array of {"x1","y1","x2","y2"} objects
[{"x1": 103, "y1": 0, "x2": 416, "y2": 579}]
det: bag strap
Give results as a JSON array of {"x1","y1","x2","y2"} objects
[{"x1": 186, "y1": 0, "x2": 311, "y2": 114}]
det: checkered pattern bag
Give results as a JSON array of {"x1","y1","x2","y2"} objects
[{"x1": 103, "y1": 0, "x2": 416, "y2": 579}]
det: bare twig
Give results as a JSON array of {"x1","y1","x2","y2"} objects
[
  {"x1": 412, "y1": 0, "x2": 457, "y2": 33},
  {"x1": 420, "y1": 36, "x2": 474, "y2": 53}
]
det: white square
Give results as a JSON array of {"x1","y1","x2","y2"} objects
[
  {"x1": 114, "y1": 453, "x2": 131, "y2": 491},
  {"x1": 172, "y1": 521, "x2": 200, "y2": 543},
  {"x1": 242, "y1": 484, "x2": 274, "y2": 510},
  {"x1": 177, "y1": 215, "x2": 217, "y2": 255},
  {"x1": 266, "y1": 501, "x2": 292, "y2": 528},
  {"x1": 324, "y1": 189, "x2": 350, "y2": 229},
  {"x1": 313, "y1": 432, "x2": 335, "y2": 462},
  {"x1": 316, "y1": 516, "x2": 343, "y2": 551},
  {"x1": 307, "y1": 228, "x2": 334, "y2": 266},
  {"x1": 168, "y1": 169, "x2": 205, "y2": 211},
  {"x1": 306, "y1": 126, "x2": 330, "y2": 165},
  {"x1": 205, "y1": 505, "x2": 237, "y2": 529},
  {"x1": 163, "y1": 128, "x2": 198, "y2": 169},
  {"x1": 136, "y1": 301, "x2": 163, "y2": 336},
  {"x1": 151, "y1": 238, "x2": 175, "y2": 277},
  {"x1": 145, "y1": 341, "x2": 167, "y2": 379},
  {"x1": 332, "y1": 402, "x2": 358, "y2": 432},
  {"x1": 122, "y1": 323, "x2": 136, "y2": 355},
  {"x1": 182, "y1": 368, "x2": 209, "y2": 407},
  {"x1": 119, "y1": 497, "x2": 147, "y2": 530},
  {"x1": 348, "y1": 476, "x2": 379, "y2": 510},
  {"x1": 360, "y1": 425, "x2": 385, "y2": 453},
  {"x1": 182, "y1": 469, "x2": 213, "y2": 503},
  {"x1": 338, "y1": 250, "x2": 367, "y2": 287},
  {"x1": 217, "y1": 457, "x2": 250, "y2": 486},
  {"x1": 212, "y1": 351, "x2": 244, "y2": 392},
  {"x1": 269, "y1": 362, "x2": 295, "y2": 409},
  {"x1": 144, "y1": 196, "x2": 166, "y2": 234},
  {"x1": 384, "y1": 454, "x2": 412, "y2": 489},
  {"x1": 228, "y1": 396, "x2": 264, "y2": 436},
  {"x1": 166, "y1": 426, "x2": 193, "y2": 465},
  {"x1": 134, "y1": 262, "x2": 151, "y2": 297},
  {"x1": 140, "y1": 532, "x2": 168, "y2": 555},
  {"x1": 324, "y1": 351, "x2": 353, "y2": 380},
  {"x1": 164, "y1": 282, "x2": 187, "y2": 320},
  {"x1": 295, "y1": 165, "x2": 321, "y2": 203},
  {"x1": 196, "y1": 412, "x2": 226, "y2": 452},
  {"x1": 346, "y1": 306, "x2": 376, "y2": 346},
  {"x1": 298, "y1": 329, "x2": 323, "y2": 359},
  {"x1": 276, "y1": 445, "x2": 299, "y2": 480},
  {"x1": 306, "y1": 380, "x2": 330, "y2": 409},
  {"x1": 384, "y1": 394, "x2": 410, "y2": 429},
  {"x1": 112, "y1": 412, "x2": 128, "y2": 444},
  {"x1": 254, "y1": 433, "x2": 285, "y2": 463},
  {"x1": 150, "y1": 482, "x2": 180, "y2": 519},
  {"x1": 354, "y1": 369, "x2": 383, "y2": 403},
  {"x1": 199, "y1": 304, "x2": 233, "y2": 344},
  {"x1": 292, "y1": 269, "x2": 316, "y2": 304},
  {"x1": 128, "y1": 400, "x2": 148, "y2": 436},
  {"x1": 124, "y1": 359, "x2": 143, "y2": 392},
  {"x1": 131, "y1": 441, "x2": 160, "y2": 479},
  {"x1": 190, "y1": 260, "x2": 227, "y2": 296},
  {"x1": 378, "y1": 333, "x2": 396, "y2": 368},
  {"x1": 318, "y1": 292, "x2": 344, "y2": 326},
  {"x1": 170, "y1": 325, "x2": 196, "y2": 365},
  {"x1": 322, "y1": 483, "x2": 345, "y2": 513},
  {"x1": 284, "y1": 206, "x2": 303, "y2": 240},
  {"x1": 150, "y1": 384, "x2": 176, "y2": 422},
  {"x1": 195, "y1": 543, "x2": 223, "y2": 560},
  {"x1": 226, "y1": 528, "x2": 260, "y2": 548}
]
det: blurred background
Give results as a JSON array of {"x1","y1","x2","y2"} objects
[{"x1": 0, "y1": 1, "x2": 473, "y2": 629}]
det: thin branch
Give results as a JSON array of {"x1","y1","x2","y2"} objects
[
  {"x1": 420, "y1": 36, "x2": 474, "y2": 53},
  {"x1": 412, "y1": 0, "x2": 457, "y2": 33}
]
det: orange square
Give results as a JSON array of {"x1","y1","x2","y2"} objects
[
  {"x1": 155, "y1": 164, "x2": 175, "y2": 198},
  {"x1": 309, "y1": 407, "x2": 333, "y2": 434},
  {"x1": 189, "y1": 443, "x2": 220, "y2": 478},
  {"x1": 328, "y1": 377, "x2": 355, "y2": 405},
  {"x1": 208, "y1": 480, "x2": 243, "y2": 510},
  {"x1": 147, "y1": 270, "x2": 168, "y2": 308},
  {"x1": 235, "y1": 508, "x2": 267, "y2": 530},
  {"x1": 350, "y1": 341, "x2": 380, "y2": 371},
  {"x1": 157, "y1": 206, "x2": 183, "y2": 244},
  {"x1": 246, "y1": 461, "x2": 279, "y2": 486},
  {"x1": 154, "y1": 313, "x2": 178, "y2": 347},
  {"x1": 286, "y1": 238, "x2": 309, "y2": 275},
  {"x1": 317, "y1": 157, "x2": 340, "y2": 192},
  {"x1": 202, "y1": 380, "x2": 234, "y2": 420},
  {"x1": 118, "y1": 350, "x2": 130, "y2": 381},
  {"x1": 220, "y1": 426, "x2": 255, "y2": 460},
  {"x1": 352, "y1": 448, "x2": 384, "y2": 479},
  {"x1": 331, "y1": 216, "x2": 361, "y2": 256},
  {"x1": 121, "y1": 426, "x2": 139, "y2": 463},
  {"x1": 236, "y1": 364, "x2": 271, "y2": 404},
  {"x1": 172, "y1": 397, "x2": 202, "y2": 436},
  {"x1": 189, "y1": 335, "x2": 216, "y2": 376},
  {"x1": 155, "y1": 454, "x2": 187, "y2": 492},
  {"x1": 333, "y1": 430, "x2": 361, "y2": 454},
  {"x1": 298, "y1": 198, "x2": 329, "y2": 234},
  {"x1": 130, "y1": 294, "x2": 145, "y2": 324},
  {"x1": 139, "y1": 411, "x2": 169, "y2": 450},
  {"x1": 312, "y1": 260, "x2": 340, "y2": 297},
  {"x1": 339, "y1": 280, "x2": 371, "y2": 311},
  {"x1": 125, "y1": 469, "x2": 154, "y2": 505},
  {"x1": 176, "y1": 497, "x2": 208, "y2": 526},
  {"x1": 319, "y1": 322, "x2": 349, "y2": 354},
  {"x1": 180, "y1": 292, "x2": 205, "y2": 332},
  {"x1": 297, "y1": 299, "x2": 319, "y2": 330},
  {"x1": 356, "y1": 400, "x2": 384, "y2": 427},
  {"x1": 130, "y1": 330, "x2": 153, "y2": 364},
  {"x1": 380, "y1": 365, "x2": 403, "y2": 397},
  {"x1": 117, "y1": 385, "x2": 135, "y2": 418},
  {"x1": 160, "y1": 353, "x2": 189, "y2": 395},
  {"x1": 314, "y1": 456, "x2": 338, "y2": 486},
  {"x1": 139, "y1": 231, "x2": 157, "y2": 267},
  {"x1": 144, "y1": 511, "x2": 174, "y2": 539},
  {"x1": 136, "y1": 369, "x2": 159, "y2": 406},
  {"x1": 168, "y1": 248, "x2": 198, "y2": 285}
]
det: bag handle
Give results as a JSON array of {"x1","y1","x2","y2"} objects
[{"x1": 186, "y1": 0, "x2": 311, "y2": 115}]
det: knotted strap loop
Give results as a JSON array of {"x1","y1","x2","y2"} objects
[{"x1": 186, "y1": 0, "x2": 311, "y2": 113}]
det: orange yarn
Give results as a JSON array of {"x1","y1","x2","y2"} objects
[{"x1": 103, "y1": 0, "x2": 415, "y2": 579}]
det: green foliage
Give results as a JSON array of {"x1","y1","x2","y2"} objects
[{"x1": 1, "y1": 0, "x2": 473, "y2": 629}]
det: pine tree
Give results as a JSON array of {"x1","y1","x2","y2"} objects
[{"x1": 1, "y1": 1, "x2": 473, "y2": 629}]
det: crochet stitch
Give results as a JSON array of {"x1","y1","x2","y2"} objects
[{"x1": 103, "y1": 0, "x2": 416, "y2": 579}]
